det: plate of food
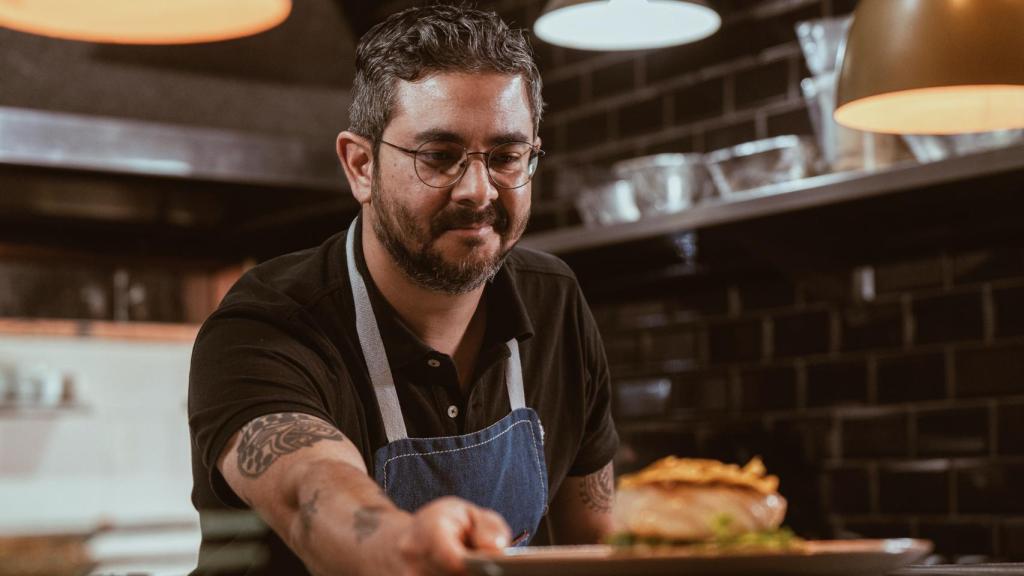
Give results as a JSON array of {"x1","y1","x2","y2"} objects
[{"x1": 466, "y1": 457, "x2": 932, "y2": 576}]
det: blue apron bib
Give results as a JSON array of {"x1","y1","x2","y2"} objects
[{"x1": 345, "y1": 217, "x2": 548, "y2": 546}]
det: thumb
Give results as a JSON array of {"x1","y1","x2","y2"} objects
[{"x1": 465, "y1": 506, "x2": 511, "y2": 551}]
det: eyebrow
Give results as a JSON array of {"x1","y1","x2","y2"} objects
[{"x1": 411, "y1": 129, "x2": 533, "y2": 147}]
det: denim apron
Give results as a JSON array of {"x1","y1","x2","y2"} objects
[{"x1": 345, "y1": 217, "x2": 549, "y2": 546}]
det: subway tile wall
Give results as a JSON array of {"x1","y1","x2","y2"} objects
[{"x1": 483, "y1": 0, "x2": 1024, "y2": 562}]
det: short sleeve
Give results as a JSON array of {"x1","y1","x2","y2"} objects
[
  {"x1": 567, "y1": 287, "x2": 619, "y2": 477},
  {"x1": 188, "y1": 307, "x2": 337, "y2": 507}
]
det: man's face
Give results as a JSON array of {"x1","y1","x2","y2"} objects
[{"x1": 368, "y1": 72, "x2": 535, "y2": 295}]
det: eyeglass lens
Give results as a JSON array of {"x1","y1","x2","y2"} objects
[{"x1": 414, "y1": 141, "x2": 539, "y2": 189}]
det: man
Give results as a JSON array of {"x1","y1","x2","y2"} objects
[{"x1": 188, "y1": 5, "x2": 618, "y2": 575}]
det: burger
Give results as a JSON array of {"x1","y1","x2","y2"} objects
[{"x1": 610, "y1": 456, "x2": 799, "y2": 550}]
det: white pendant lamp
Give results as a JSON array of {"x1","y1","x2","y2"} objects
[
  {"x1": 534, "y1": 0, "x2": 721, "y2": 51},
  {"x1": 0, "y1": 0, "x2": 292, "y2": 45},
  {"x1": 835, "y1": 0, "x2": 1024, "y2": 135}
]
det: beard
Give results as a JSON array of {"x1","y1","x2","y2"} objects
[{"x1": 368, "y1": 176, "x2": 529, "y2": 295}]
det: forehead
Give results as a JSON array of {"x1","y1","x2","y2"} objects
[{"x1": 387, "y1": 72, "x2": 534, "y2": 143}]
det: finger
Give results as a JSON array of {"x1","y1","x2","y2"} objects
[{"x1": 466, "y1": 506, "x2": 511, "y2": 551}]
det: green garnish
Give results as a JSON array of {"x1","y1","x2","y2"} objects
[{"x1": 606, "y1": 513, "x2": 802, "y2": 552}]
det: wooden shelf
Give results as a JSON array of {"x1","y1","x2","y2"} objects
[
  {"x1": 521, "y1": 143, "x2": 1024, "y2": 255},
  {"x1": 0, "y1": 319, "x2": 200, "y2": 342},
  {"x1": 0, "y1": 403, "x2": 91, "y2": 417}
]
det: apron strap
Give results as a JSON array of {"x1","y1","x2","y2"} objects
[
  {"x1": 505, "y1": 338, "x2": 526, "y2": 411},
  {"x1": 346, "y1": 217, "x2": 409, "y2": 442}
]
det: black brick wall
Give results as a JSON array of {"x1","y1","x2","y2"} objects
[{"x1": 485, "y1": 0, "x2": 1023, "y2": 562}]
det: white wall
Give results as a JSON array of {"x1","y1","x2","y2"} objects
[{"x1": 0, "y1": 334, "x2": 199, "y2": 536}]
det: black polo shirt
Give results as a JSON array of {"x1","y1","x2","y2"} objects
[{"x1": 187, "y1": 217, "x2": 618, "y2": 574}]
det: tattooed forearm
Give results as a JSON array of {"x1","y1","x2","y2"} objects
[
  {"x1": 237, "y1": 413, "x2": 345, "y2": 478},
  {"x1": 354, "y1": 506, "x2": 385, "y2": 543},
  {"x1": 579, "y1": 463, "x2": 614, "y2": 514},
  {"x1": 299, "y1": 489, "x2": 320, "y2": 534}
]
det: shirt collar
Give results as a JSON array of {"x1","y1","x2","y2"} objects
[{"x1": 350, "y1": 214, "x2": 534, "y2": 374}]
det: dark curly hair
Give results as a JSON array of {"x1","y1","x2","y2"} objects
[{"x1": 348, "y1": 4, "x2": 544, "y2": 157}]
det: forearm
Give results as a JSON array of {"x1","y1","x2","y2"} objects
[{"x1": 276, "y1": 458, "x2": 411, "y2": 576}]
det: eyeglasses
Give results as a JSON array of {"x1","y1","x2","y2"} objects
[{"x1": 380, "y1": 139, "x2": 545, "y2": 190}]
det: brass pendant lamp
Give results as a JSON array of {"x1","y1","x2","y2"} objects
[
  {"x1": 534, "y1": 0, "x2": 720, "y2": 51},
  {"x1": 835, "y1": 0, "x2": 1024, "y2": 135},
  {"x1": 0, "y1": 0, "x2": 292, "y2": 44}
]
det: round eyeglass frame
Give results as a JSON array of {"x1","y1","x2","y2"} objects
[{"x1": 379, "y1": 139, "x2": 545, "y2": 190}]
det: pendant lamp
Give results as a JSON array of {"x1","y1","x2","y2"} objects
[
  {"x1": 534, "y1": 0, "x2": 720, "y2": 51},
  {"x1": 835, "y1": 0, "x2": 1024, "y2": 135},
  {"x1": 0, "y1": 0, "x2": 292, "y2": 45}
]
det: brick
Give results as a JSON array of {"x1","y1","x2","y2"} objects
[
  {"x1": 644, "y1": 19, "x2": 756, "y2": 84},
  {"x1": 700, "y1": 420, "x2": 773, "y2": 464},
  {"x1": 749, "y1": 5, "x2": 824, "y2": 53},
  {"x1": 843, "y1": 413, "x2": 910, "y2": 459},
  {"x1": 913, "y1": 292, "x2": 984, "y2": 345},
  {"x1": 734, "y1": 60, "x2": 790, "y2": 109},
  {"x1": 565, "y1": 110, "x2": 608, "y2": 151},
  {"x1": 614, "y1": 378, "x2": 672, "y2": 419},
  {"x1": 673, "y1": 370, "x2": 730, "y2": 413},
  {"x1": 841, "y1": 302, "x2": 904, "y2": 352},
  {"x1": 917, "y1": 521, "x2": 995, "y2": 558},
  {"x1": 739, "y1": 365, "x2": 798, "y2": 411},
  {"x1": 617, "y1": 95, "x2": 664, "y2": 138},
  {"x1": 952, "y1": 248, "x2": 1024, "y2": 285},
  {"x1": 998, "y1": 402, "x2": 1024, "y2": 455},
  {"x1": 646, "y1": 326, "x2": 698, "y2": 362},
  {"x1": 670, "y1": 280, "x2": 730, "y2": 318},
  {"x1": 708, "y1": 318, "x2": 763, "y2": 364},
  {"x1": 737, "y1": 278, "x2": 796, "y2": 311},
  {"x1": 839, "y1": 520, "x2": 915, "y2": 540},
  {"x1": 543, "y1": 74, "x2": 582, "y2": 114},
  {"x1": 773, "y1": 416, "x2": 838, "y2": 462},
  {"x1": 994, "y1": 285, "x2": 1024, "y2": 339},
  {"x1": 874, "y1": 257, "x2": 944, "y2": 296},
  {"x1": 1004, "y1": 519, "x2": 1024, "y2": 561},
  {"x1": 618, "y1": 431, "x2": 699, "y2": 473},
  {"x1": 603, "y1": 333, "x2": 639, "y2": 367},
  {"x1": 591, "y1": 59, "x2": 635, "y2": 100},
  {"x1": 878, "y1": 468, "x2": 950, "y2": 514},
  {"x1": 645, "y1": 133, "x2": 698, "y2": 155},
  {"x1": 955, "y1": 345, "x2": 1024, "y2": 398},
  {"x1": 916, "y1": 407, "x2": 989, "y2": 457},
  {"x1": 560, "y1": 47, "x2": 600, "y2": 67},
  {"x1": 876, "y1": 352, "x2": 947, "y2": 404},
  {"x1": 957, "y1": 462, "x2": 1024, "y2": 514},
  {"x1": 806, "y1": 359, "x2": 868, "y2": 407},
  {"x1": 826, "y1": 467, "x2": 872, "y2": 514},
  {"x1": 705, "y1": 119, "x2": 758, "y2": 152},
  {"x1": 673, "y1": 77, "x2": 725, "y2": 126},
  {"x1": 800, "y1": 270, "x2": 853, "y2": 305},
  {"x1": 773, "y1": 310, "x2": 831, "y2": 358},
  {"x1": 614, "y1": 299, "x2": 670, "y2": 329},
  {"x1": 766, "y1": 105, "x2": 815, "y2": 138}
]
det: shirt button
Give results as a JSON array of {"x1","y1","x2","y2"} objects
[
  {"x1": 447, "y1": 405, "x2": 459, "y2": 419},
  {"x1": 427, "y1": 358, "x2": 441, "y2": 368}
]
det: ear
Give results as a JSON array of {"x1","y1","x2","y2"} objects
[{"x1": 336, "y1": 130, "x2": 374, "y2": 205}]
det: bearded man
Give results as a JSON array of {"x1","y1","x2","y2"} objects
[{"x1": 188, "y1": 5, "x2": 617, "y2": 575}]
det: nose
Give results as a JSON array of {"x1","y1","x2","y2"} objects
[{"x1": 450, "y1": 152, "x2": 499, "y2": 206}]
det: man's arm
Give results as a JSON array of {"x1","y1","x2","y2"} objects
[
  {"x1": 218, "y1": 412, "x2": 511, "y2": 576},
  {"x1": 546, "y1": 460, "x2": 615, "y2": 544}
]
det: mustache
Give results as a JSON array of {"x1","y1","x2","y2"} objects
[{"x1": 431, "y1": 204, "x2": 509, "y2": 235}]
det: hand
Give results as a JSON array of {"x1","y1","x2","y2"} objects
[{"x1": 393, "y1": 496, "x2": 511, "y2": 576}]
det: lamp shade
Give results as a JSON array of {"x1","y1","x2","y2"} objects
[
  {"x1": 835, "y1": 0, "x2": 1024, "y2": 135},
  {"x1": 534, "y1": 0, "x2": 720, "y2": 51},
  {"x1": 0, "y1": 0, "x2": 292, "y2": 45}
]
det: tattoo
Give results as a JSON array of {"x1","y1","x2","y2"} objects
[
  {"x1": 354, "y1": 506, "x2": 385, "y2": 543},
  {"x1": 579, "y1": 463, "x2": 614, "y2": 514},
  {"x1": 299, "y1": 489, "x2": 320, "y2": 535},
  {"x1": 237, "y1": 413, "x2": 345, "y2": 478}
]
